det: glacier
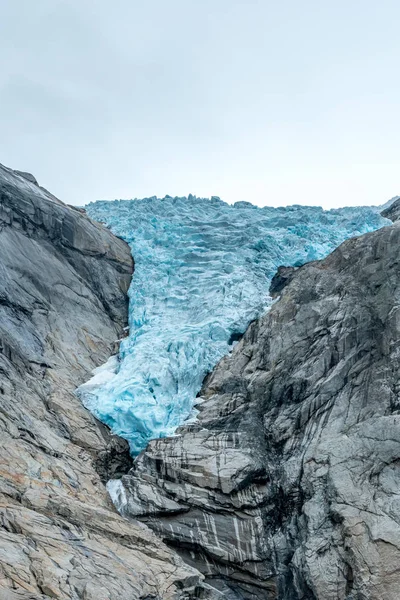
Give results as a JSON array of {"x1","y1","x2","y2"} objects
[{"x1": 79, "y1": 196, "x2": 388, "y2": 454}]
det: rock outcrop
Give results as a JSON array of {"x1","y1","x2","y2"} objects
[
  {"x1": 269, "y1": 265, "x2": 296, "y2": 297},
  {"x1": 117, "y1": 219, "x2": 400, "y2": 599},
  {"x1": 0, "y1": 164, "x2": 215, "y2": 599},
  {"x1": 381, "y1": 197, "x2": 400, "y2": 223}
]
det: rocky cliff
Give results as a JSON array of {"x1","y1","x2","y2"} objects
[
  {"x1": 0, "y1": 164, "x2": 215, "y2": 600},
  {"x1": 381, "y1": 197, "x2": 400, "y2": 223},
  {"x1": 115, "y1": 214, "x2": 400, "y2": 599}
]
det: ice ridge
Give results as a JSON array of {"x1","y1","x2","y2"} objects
[{"x1": 79, "y1": 196, "x2": 387, "y2": 454}]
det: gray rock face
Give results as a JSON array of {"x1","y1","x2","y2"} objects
[
  {"x1": 0, "y1": 164, "x2": 216, "y2": 599},
  {"x1": 119, "y1": 221, "x2": 400, "y2": 599},
  {"x1": 381, "y1": 197, "x2": 400, "y2": 222},
  {"x1": 12, "y1": 170, "x2": 39, "y2": 186},
  {"x1": 269, "y1": 265, "x2": 297, "y2": 297}
]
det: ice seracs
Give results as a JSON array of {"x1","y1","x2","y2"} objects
[{"x1": 79, "y1": 196, "x2": 388, "y2": 454}]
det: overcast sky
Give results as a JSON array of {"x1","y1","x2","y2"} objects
[{"x1": 0, "y1": 1, "x2": 399, "y2": 207}]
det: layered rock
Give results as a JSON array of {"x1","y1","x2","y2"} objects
[
  {"x1": 0, "y1": 164, "x2": 215, "y2": 599},
  {"x1": 381, "y1": 196, "x2": 400, "y2": 222},
  {"x1": 117, "y1": 218, "x2": 400, "y2": 599}
]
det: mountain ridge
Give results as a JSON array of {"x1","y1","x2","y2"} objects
[{"x1": 0, "y1": 164, "x2": 216, "y2": 600}]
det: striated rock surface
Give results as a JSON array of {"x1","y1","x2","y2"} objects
[
  {"x1": 0, "y1": 164, "x2": 216, "y2": 599},
  {"x1": 381, "y1": 196, "x2": 400, "y2": 223},
  {"x1": 117, "y1": 220, "x2": 400, "y2": 599}
]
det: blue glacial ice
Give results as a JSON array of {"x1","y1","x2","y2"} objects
[{"x1": 79, "y1": 196, "x2": 388, "y2": 454}]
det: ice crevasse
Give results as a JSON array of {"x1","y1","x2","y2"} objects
[{"x1": 78, "y1": 196, "x2": 388, "y2": 454}]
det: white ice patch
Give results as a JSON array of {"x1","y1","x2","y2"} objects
[
  {"x1": 106, "y1": 478, "x2": 128, "y2": 514},
  {"x1": 77, "y1": 355, "x2": 119, "y2": 412}
]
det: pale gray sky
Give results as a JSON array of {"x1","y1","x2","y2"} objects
[{"x1": 0, "y1": 0, "x2": 399, "y2": 207}]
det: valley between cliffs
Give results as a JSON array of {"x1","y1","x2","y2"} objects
[{"x1": 2, "y1": 161, "x2": 400, "y2": 600}]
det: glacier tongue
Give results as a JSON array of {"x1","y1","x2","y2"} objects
[{"x1": 80, "y1": 196, "x2": 387, "y2": 454}]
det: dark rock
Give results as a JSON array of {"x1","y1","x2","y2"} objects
[
  {"x1": 94, "y1": 428, "x2": 134, "y2": 483},
  {"x1": 381, "y1": 196, "x2": 400, "y2": 222},
  {"x1": 269, "y1": 265, "x2": 296, "y2": 297},
  {"x1": 120, "y1": 220, "x2": 400, "y2": 600}
]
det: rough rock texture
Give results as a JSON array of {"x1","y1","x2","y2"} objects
[
  {"x1": 381, "y1": 197, "x2": 400, "y2": 222},
  {"x1": 117, "y1": 220, "x2": 400, "y2": 599},
  {"x1": 0, "y1": 164, "x2": 216, "y2": 599},
  {"x1": 269, "y1": 266, "x2": 297, "y2": 298}
]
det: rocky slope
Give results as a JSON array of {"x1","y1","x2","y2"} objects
[
  {"x1": 381, "y1": 197, "x2": 400, "y2": 222},
  {"x1": 115, "y1": 214, "x2": 400, "y2": 599},
  {"x1": 0, "y1": 164, "x2": 215, "y2": 600}
]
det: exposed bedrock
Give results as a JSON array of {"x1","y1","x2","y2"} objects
[
  {"x1": 117, "y1": 220, "x2": 400, "y2": 599},
  {"x1": 0, "y1": 164, "x2": 216, "y2": 599},
  {"x1": 381, "y1": 196, "x2": 400, "y2": 223}
]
